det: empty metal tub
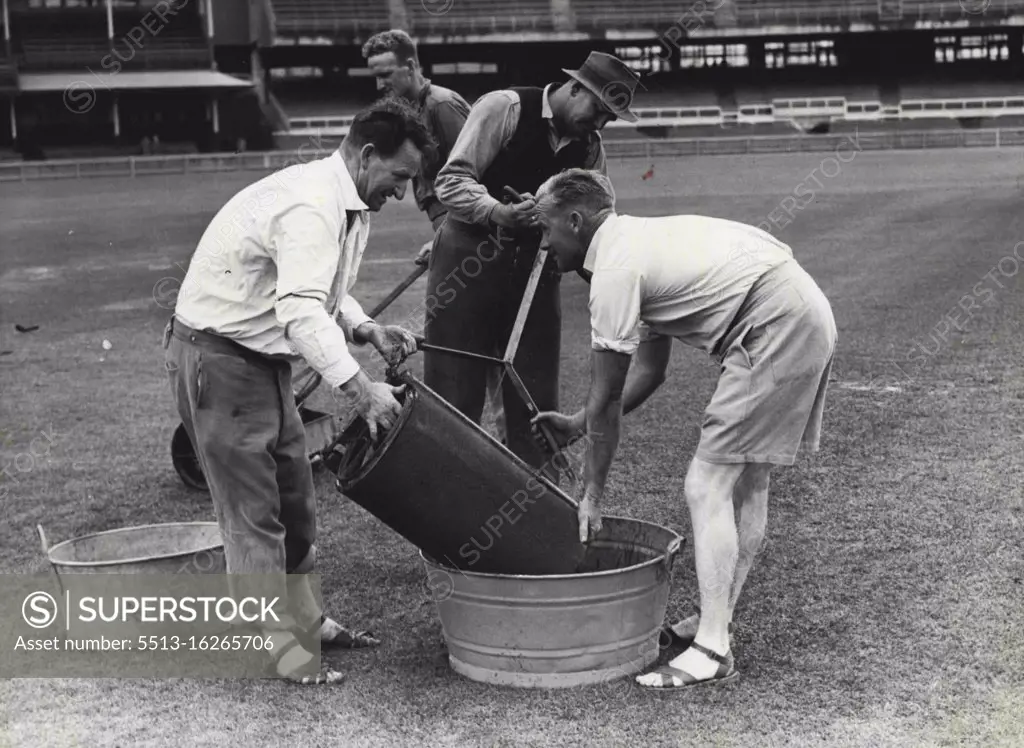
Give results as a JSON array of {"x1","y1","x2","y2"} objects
[
  {"x1": 38, "y1": 522, "x2": 225, "y2": 576},
  {"x1": 424, "y1": 516, "x2": 684, "y2": 688},
  {"x1": 37, "y1": 522, "x2": 228, "y2": 639}
]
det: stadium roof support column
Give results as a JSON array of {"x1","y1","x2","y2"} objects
[
  {"x1": 104, "y1": 0, "x2": 113, "y2": 41},
  {"x1": 112, "y1": 95, "x2": 120, "y2": 137},
  {"x1": 204, "y1": 0, "x2": 214, "y2": 46},
  {"x1": 203, "y1": 0, "x2": 216, "y2": 70},
  {"x1": 2, "y1": 0, "x2": 10, "y2": 58}
]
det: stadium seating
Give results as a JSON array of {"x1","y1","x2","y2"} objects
[
  {"x1": 902, "y1": 0, "x2": 1024, "y2": 21},
  {"x1": 406, "y1": 0, "x2": 556, "y2": 33},
  {"x1": 732, "y1": 84, "x2": 881, "y2": 111},
  {"x1": 632, "y1": 89, "x2": 721, "y2": 108},
  {"x1": 265, "y1": 0, "x2": 1024, "y2": 38},
  {"x1": 570, "y1": 0, "x2": 681, "y2": 29},
  {"x1": 733, "y1": 1, "x2": 878, "y2": 25},
  {"x1": 566, "y1": 0, "x2": 1024, "y2": 30},
  {"x1": 278, "y1": 87, "x2": 1024, "y2": 146},
  {"x1": 12, "y1": 3, "x2": 210, "y2": 71},
  {"x1": 571, "y1": 1, "x2": 883, "y2": 29},
  {"x1": 899, "y1": 81, "x2": 1023, "y2": 99},
  {"x1": 270, "y1": 0, "x2": 390, "y2": 37},
  {"x1": 762, "y1": 83, "x2": 882, "y2": 101},
  {"x1": 109, "y1": 10, "x2": 211, "y2": 70},
  {"x1": 273, "y1": 88, "x2": 369, "y2": 118},
  {"x1": 12, "y1": 8, "x2": 108, "y2": 71},
  {"x1": 19, "y1": 39, "x2": 110, "y2": 71}
]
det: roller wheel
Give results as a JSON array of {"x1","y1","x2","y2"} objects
[{"x1": 171, "y1": 423, "x2": 209, "y2": 492}]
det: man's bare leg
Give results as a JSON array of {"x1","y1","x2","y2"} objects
[
  {"x1": 663, "y1": 462, "x2": 770, "y2": 643},
  {"x1": 639, "y1": 457, "x2": 743, "y2": 684},
  {"x1": 728, "y1": 463, "x2": 771, "y2": 621}
]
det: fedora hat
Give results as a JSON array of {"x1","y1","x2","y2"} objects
[{"x1": 562, "y1": 52, "x2": 642, "y2": 123}]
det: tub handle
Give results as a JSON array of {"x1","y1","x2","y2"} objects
[
  {"x1": 36, "y1": 524, "x2": 66, "y2": 626},
  {"x1": 37, "y1": 524, "x2": 51, "y2": 558},
  {"x1": 663, "y1": 536, "x2": 683, "y2": 572}
]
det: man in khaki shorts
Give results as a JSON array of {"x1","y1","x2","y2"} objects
[{"x1": 531, "y1": 169, "x2": 837, "y2": 689}]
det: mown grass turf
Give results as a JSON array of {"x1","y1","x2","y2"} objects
[{"x1": 1, "y1": 149, "x2": 1022, "y2": 747}]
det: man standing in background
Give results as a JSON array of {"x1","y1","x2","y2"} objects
[
  {"x1": 362, "y1": 29, "x2": 470, "y2": 265},
  {"x1": 427, "y1": 52, "x2": 640, "y2": 477},
  {"x1": 362, "y1": 29, "x2": 511, "y2": 439}
]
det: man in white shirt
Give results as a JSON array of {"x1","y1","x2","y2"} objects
[
  {"x1": 164, "y1": 97, "x2": 433, "y2": 686},
  {"x1": 531, "y1": 169, "x2": 837, "y2": 690}
]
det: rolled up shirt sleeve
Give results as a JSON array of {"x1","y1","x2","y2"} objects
[
  {"x1": 272, "y1": 204, "x2": 362, "y2": 388},
  {"x1": 434, "y1": 91, "x2": 519, "y2": 226},
  {"x1": 589, "y1": 268, "x2": 644, "y2": 355}
]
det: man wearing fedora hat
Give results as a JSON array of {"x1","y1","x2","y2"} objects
[{"x1": 427, "y1": 52, "x2": 641, "y2": 478}]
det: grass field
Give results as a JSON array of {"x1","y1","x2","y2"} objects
[{"x1": 1, "y1": 148, "x2": 1023, "y2": 747}]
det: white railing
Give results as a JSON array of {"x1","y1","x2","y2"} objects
[
  {"x1": 3, "y1": 127, "x2": 1023, "y2": 182},
  {"x1": 845, "y1": 101, "x2": 886, "y2": 121},
  {"x1": 287, "y1": 114, "x2": 356, "y2": 131},
  {"x1": 612, "y1": 127, "x2": 1024, "y2": 158},
  {"x1": 283, "y1": 96, "x2": 1024, "y2": 137},
  {"x1": 773, "y1": 97, "x2": 848, "y2": 118},
  {"x1": 899, "y1": 96, "x2": 1024, "y2": 119},
  {"x1": 737, "y1": 103, "x2": 776, "y2": 125}
]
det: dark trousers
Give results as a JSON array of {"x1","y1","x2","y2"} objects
[
  {"x1": 423, "y1": 218, "x2": 561, "y2": 477},
  {"x1": 164, "y1": 318, "x2": 318, "y2": 626}
]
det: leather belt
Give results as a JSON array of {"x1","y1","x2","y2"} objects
[{"x1": 165, "y1": 317, "x2": 289, "y2": 368}]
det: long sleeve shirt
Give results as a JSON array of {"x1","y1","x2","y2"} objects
[
  {"x1": 412, "y1": 79, "x2": 471, "y2": 229},
  {"x1": 174, "y1": 150, "x2": 373, "y2": 389},
  {"x1": 434, "y1": 84, "x2": 608, "y2": 226}
]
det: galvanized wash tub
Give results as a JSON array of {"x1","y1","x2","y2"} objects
[
  {"x1": 38, "y1": 522, "x2": 226, "y2": 577},
  {"x1": 37, "y1": 522, "x2": 229, "y2": 638},
  {"x1": 423, "y1": 516, "x2": 685, "y2": 688}
]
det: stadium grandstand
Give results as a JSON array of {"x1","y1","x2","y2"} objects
[
  {"x1": 1, "y1": 0, "x2": 271, "y2": 161},
  {"x1": 1, "y1": 0, "x2": 1023, "y2": 161}
]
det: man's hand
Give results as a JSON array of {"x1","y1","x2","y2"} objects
[
  {"x1": 338, "y1": 370, "x2": 405, "y2": 441},
  {"x1": 491, "y1": 197, "x2": 537, "y2": 230},
  {"x1": 506, "y1": 189, "x2": 536, "y2": 203},
  {"x1": 364, "y1": 323, "x2": 419, "y2": 368},
  {"x1": 577, "y1": 488, "x2": 603, "y2": 543},
  {"x1": 414, "y1": 240, "x2": 432, "y2": 267},
  {"x1": 530, "y1": 410, "x2": 585, "y2": 451}
]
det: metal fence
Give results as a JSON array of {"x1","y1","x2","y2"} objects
[{"x1": 2, "y1": 127, "x2": 1023, "y2": 182}]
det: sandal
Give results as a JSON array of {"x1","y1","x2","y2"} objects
[
  {"x1": 265, "y1": 636, "x2": 345, "y2": 686},
  {"x1": 299, "y1": 615, "x2": 381, "y2": 651},
  {"x1": 658, "y1": 621, "x2": 735, "y2": 649},
  {"x1": 636, "y1": 642, "x2": 739, "y2": 691}
]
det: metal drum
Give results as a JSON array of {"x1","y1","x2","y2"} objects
[
  {"x1": 335, "y1": 375, "x2": 588, "y2": 576},
  {"x1": 423, "y1": 516, "x2": 684, "y2": 688}
]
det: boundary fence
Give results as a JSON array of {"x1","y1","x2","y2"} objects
[{"x1": 1, "y1": 127, "x2": 1023, "y2": 182}]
